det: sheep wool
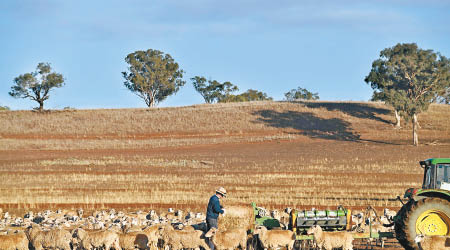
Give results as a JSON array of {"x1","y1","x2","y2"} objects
[
  {"x1": 307, "y1": 225, "x2": 353, "y2": 250},
  {"x1": 119, "y1": 231, "x2": 149, "y2": 250},
  {"x1": 415, "y1": 234, "x2": 450, "y2": 250},
  {"x1": 26, "y1": 225, "x2": 72, "y2": 250},
  {"x1": 73, "y1": 228, "x2": 121, "y2": 250},
  {"x1": 255, "y1": 226, "x2": 295, "y2": 250},
  {"x1": 211, "y1": 228, "x2": 247, "y2": 250},
  {"x1": 0, "y1": 232, "x2": 28, "y2": 250},
  {"x1": 160, "y1": 224, "x2": 209, "y2": 250}
]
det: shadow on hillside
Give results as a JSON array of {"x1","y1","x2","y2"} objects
[
  {"x1": 293, "y1": 101, "x2": 393, "y2": 125},
  {"x1": 253, "y1": 110, "x2": 361, "y2": 141}
]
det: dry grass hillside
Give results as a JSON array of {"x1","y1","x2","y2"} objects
[{"x1": 0, "y1": 100, "x2": 449, "y2": 214}]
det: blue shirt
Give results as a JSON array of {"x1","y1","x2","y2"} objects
[{"x1": 206, "y1": 194, "x2": 224, "y2": 219}]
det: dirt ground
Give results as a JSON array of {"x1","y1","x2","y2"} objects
[{"x1": 1, "y1": 101, "x2": 450, "y2": 249}]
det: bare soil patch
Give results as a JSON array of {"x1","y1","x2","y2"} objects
[{"x1": 0, "y1": 101, "x2": 449, "y2": 221}]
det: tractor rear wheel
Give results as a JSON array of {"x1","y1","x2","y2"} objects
[{"x1": 395, "y1": 197, "x2": 450, "y2": 250}]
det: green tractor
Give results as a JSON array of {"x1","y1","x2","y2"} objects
[{"x1": 395, "y1": 158, "x2": 450, "y2": 250}]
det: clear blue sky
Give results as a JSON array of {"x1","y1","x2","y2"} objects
[{"x1": 1, "y1": 0, "x2": 449, "y2": 110}]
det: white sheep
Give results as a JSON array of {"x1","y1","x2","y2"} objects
[
  {"x1": 270, "y1": 210, "x2": 280, "y2": 221},
  {"x1": 160, "y1": 224, "x2": 209, "y2": 250},
  {"x1": 26, "y1": 224, "x2": 72, "y2": 250},
  {"x1": 254, "y1": 226, "x2": 295, "y2": 250},
  {"x1": 383, "y1": 208, "x2": 396, "y2": 222},
  {"x1": 72, "y1": 228, "x2": 121, "y2": 250},
  {"x1": 0, "y1": 231, "x2": 28, "y2": 250},
  {"x1": 142, "y1": 224, "x2": 161, "y2": 250},
  {"x1": 415, "y1": 234, "x2": 450, "y2": 250},
  {"x1": 358, "y1": 221, "x2": 390, "y2": 248},
  {"x1": 119, "y1": 231, "x2": 149, "y2": 250},
  {"x1": 307, "y1": 225, "x2": 353, "y2": 250},
  {"x1": 210, "y1": 227, "x2": 247, "y2": 250}
]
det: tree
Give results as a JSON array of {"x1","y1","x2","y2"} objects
[
  {"x1": 220, "y1": 89, "x2": 273, "y2": 102},
  {"x1": 0, "y1": 106, "x2": 9, "y2": 111},
  {"x1": 284, "y1": 87, "x2": 319, "y2": 101},
  {"x1": 191, "y1": 76, "x2": 238, "y2": 103},
  {"x1": 122, "y1": 49, "x2": 185, "y2": 107},
  {"x1": 9, "y1": 62, "x2": 65, "y2": 112},
  {"x1": 365, "y1": 43, "x2": 450, "y2": 146}
]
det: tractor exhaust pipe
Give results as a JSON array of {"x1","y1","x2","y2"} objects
[{"x1": 397, "y1": 195, "x2": 405, "y2": 205}]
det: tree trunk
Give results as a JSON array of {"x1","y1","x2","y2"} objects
[
  {"x1": 394, "y1": 110, "x2": 401, "y2": 128},
  {"x1": 38, "y1": 101, "x2": 44, "y2": 112},
  {"x1": 413, "y1": 113, "x2": 419, "y2": 146}
]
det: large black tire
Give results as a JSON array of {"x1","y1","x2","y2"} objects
[{"x1": 395, "y1": 197, "x2": 450, "y2": 250}]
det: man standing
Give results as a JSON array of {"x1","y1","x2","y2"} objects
[{"x1": 205, "y1": 187, "x2": 227, "y2": 250}]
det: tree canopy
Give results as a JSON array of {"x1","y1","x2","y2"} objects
[
  {"x1": 9, "y1": 62, "x2": 65, "y2": 112},
  {"x1": 122, "y1": 49, "x2": 185, "y2": 107},
  {"x1": 284, "y1": 87, "x2": 319, "y2": 101},
  {"x1": 191, "y1": 76, "x2": 239, "y2": 103},
  {"x1": 220, "y1": 89, "x2": 273, "y2": 102},
  {"x1": 365, "y1": 43, "x2": 450, "y2": 145}
]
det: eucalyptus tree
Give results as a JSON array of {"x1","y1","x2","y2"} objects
[
  {"x1": 284, "y1": 87, "x2": 319, "y2": 101},
  {"x1": 191, "y1": 76, "x2": 238, "y2": 103},
  {"x1": 221, "y1": 89, "x2": 273, "y2": 102},
  {"x1": 365, "y1": 43, "x2": 450, "y2": 146},
  {"x1": 9, "y1": 62, "x2": 65, "y2": 112},
  {"x1": 122, "y1": 49, "x2": 185, "y2": 107}
]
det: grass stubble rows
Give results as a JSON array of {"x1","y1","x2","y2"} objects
[{"x1": 0, "y1": 101, "x2": 449, "y2": 216}]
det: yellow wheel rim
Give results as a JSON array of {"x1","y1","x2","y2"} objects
[{"x1": 416, "y1": 209, "x2": 450, "y2": 236}]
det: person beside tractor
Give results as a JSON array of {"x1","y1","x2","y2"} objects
[{"x1": 205, "y1": 187, "x2": 227, "y2": 250}]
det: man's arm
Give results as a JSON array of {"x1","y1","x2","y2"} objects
[{"x1": 213, "y1": 198, "x2": 224, "y2": 214}]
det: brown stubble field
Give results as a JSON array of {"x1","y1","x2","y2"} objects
[{"x1": 0, "y1": 101, "x2": 449, "y2": 216}]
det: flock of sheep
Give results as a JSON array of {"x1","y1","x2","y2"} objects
[{"x1": 0, "y1": 206, "x2": 446, "y2": 250}]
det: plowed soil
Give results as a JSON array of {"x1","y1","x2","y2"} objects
[{"x1": 1, "y1": 101, "x2": 450, "y2": 249}]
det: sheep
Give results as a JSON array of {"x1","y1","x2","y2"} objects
[
  {"x1": 383, "y1": 208, "x2": 396, "y2": 222},
  {"x1": 159, "y1": 224, "x2": 208, "y2": 250},
  {"x1": 285, "y1": 207, "x2": 293, "y2": 215},
  {"x1": 210, "y1": 227, "x2": 247, "y2": 250},
  {"x1": 351, "y1": 211, "x2": 364, "y2": 229},
  {"x1": 119, "y1": 231, "x2": 149, "y2": 250},
  {"x1": 72, "y1": 228, "x2": 121, "y2": 250},
  {"x1": 254, "y1": 226, "x2": 295, "y2": 250},
  {"x1": 142, "y1": 224, "x2": 161, "y2": 250},
  {"x1": 358, "y1": 222, "x2": 390, "y2": 248},
  {"x1": 270, "y1": 210, "x2": 280, "y2": 221},
  {"x1": 415, "y1": 234, "x2": 450, "y2": 250},
  {"x1": 175, "y1": 210, "x2": 183, "y2": 221},
  {"x1": 306, "y1": 225, "x2": 353, "y2": 250},
  {"x1": 0, "y1": 231, "x2": 28, "y2": 250},
  {"x1": 142, "y1": 225, "x2": 161, "y2": 249},
  {"x1": 26, "y1": 224, "x2": 72, "y2": 250},
  {"x1": 278, "y1": 211, "x2": 290, "y2": 229}
]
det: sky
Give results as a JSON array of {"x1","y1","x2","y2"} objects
[{"x1": 1, "y1": 0, "x2": 449, "y2": 110}]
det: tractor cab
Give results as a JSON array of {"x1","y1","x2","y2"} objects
[{"x1": 421, "y1": 159, "x2": 450, "y2": 191}]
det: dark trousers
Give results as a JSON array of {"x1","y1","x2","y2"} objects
[{"x1": 206, "y1": 217, "x2": 218, "y2": 250}]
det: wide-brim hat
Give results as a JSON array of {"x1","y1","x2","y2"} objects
[{"x1": 216, "y1": 187, "x2": 227, "y2": 197}]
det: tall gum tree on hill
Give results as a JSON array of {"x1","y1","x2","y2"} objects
[
  {"x1": 122, "y1": 49, "x2": 185, "y2": 107},
  {"x1": 365, "y1": 43, "x2": 450, "y2": 146},
  {"x1": 9, "y1": 62, "x2": 65, "y2": 112}
]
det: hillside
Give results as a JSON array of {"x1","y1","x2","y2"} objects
[{"x1": 0, "y1": 101, "x2": 449, "y2": 214}]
